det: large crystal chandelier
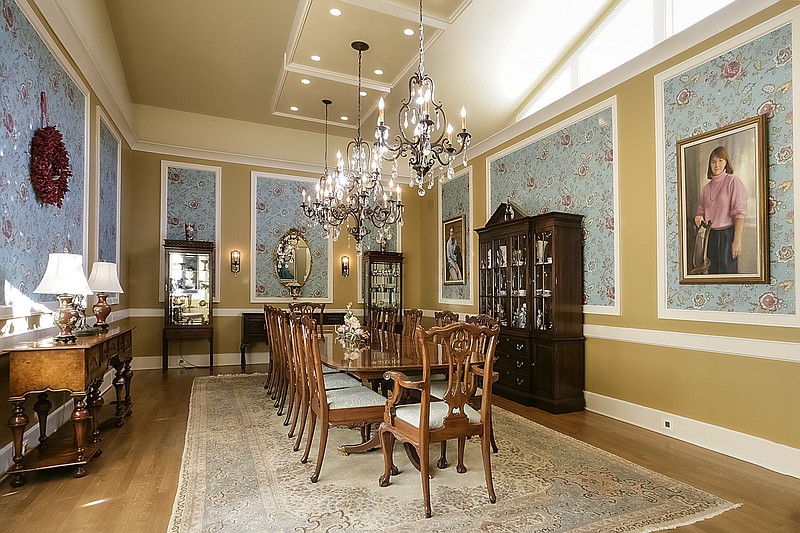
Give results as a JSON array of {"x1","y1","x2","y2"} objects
[
  {"x1": 301, "y1": 41, "x2": 404, "y2": 252},
  {"x1": 374, "y1": 0, "x2": 471, "y2": 196}
]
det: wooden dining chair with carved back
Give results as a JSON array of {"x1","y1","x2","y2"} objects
[
  {"x1": 263, "y1": 305, "x2": 278, "y2": 396},
  {"x1": 378, "y1": 321, "x2": 500, "y2": 518},
  {"x1": 284, "y1": 311, "x2": 362, "y2": 450},
  {"x1": 263, "y1": 306, "x2": 287, "y2": 409},
  {"x1": 294, "y1": 315, "x2": 387, "y2": 482},
  {"x1": 288, "y1": 301, "x2": 326, "y2": 337},
  {"x1": 402, "y1": 308, "x2": 423, "y2": 335},
  {"x1": 464, "y1": 313, "x2": 499, "y2": 328},
  {"x1": 434, "y1": 310, "x2": 459, "y2": 327}
]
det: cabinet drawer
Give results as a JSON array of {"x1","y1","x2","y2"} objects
[
  {"x1": 494, "y1": 351, "x2": 528, "y2": 372},
  {"x1": 496, "y1": 368, "x2": 529, "y2": 391},
  {"x1": 497, "y1": 335, "x2": 528, "y2": 356}
]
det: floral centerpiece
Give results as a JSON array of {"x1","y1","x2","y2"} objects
[{"x1": 336, "y1": 303, "x2": 369, "y2": 359}]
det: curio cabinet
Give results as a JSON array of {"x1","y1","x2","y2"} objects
[
  {"x1": 362, "y1": 251, "x2": 403, "y2": 328},
  {"x1": 476, "y1": 203, "x2": 584, "y2": 413}
]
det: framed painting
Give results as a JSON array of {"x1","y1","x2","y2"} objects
[
  {"x1": 443, "y1": 216, "x2": 466, "y2": 285},
  {"x1": 677, "y1": 115, "x2": 768, "y2": 284}
]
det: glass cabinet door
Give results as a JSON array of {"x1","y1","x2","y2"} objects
[
  {"x1": 369, "y1": 260, "x2": 401, "y2": 308},
  {"x1": 533, "y1": 230, "x2": 553, "y2": 331},
  {"x1": 166, "y1": 248, "x2": 212, "y2": 326},
  {"x1": 509, "y1": 233, "x2": 528, "y2": 329}
]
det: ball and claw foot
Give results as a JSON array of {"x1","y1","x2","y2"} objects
[
  {"x1": 457, "y1": 464, "x2": 467, "y2": 474},
  {"x1": 436, "y1": 457, "x2": 448, "y2": 469},
  {"x1": 378, "y1": 474, "x2": 390, "y2": 487}
]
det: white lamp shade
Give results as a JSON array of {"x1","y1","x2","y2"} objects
[
  {"x1": 87, "y1": 261, "x2": 125, "y2": 293},
  {"x1": 34, "y1": 253, "x2": 93, "y2": 295}
]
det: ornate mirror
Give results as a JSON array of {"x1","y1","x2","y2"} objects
[{"x1": 275, "y1": 229, "x2": 312, "y2": 294}]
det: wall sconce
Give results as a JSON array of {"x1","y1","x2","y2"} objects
[
  {"x1": 341, "y1": 255, "x2": 350, "y2": 277},
  {"x1": 230, "y1": 250, "x2": 241, "y2": 274}
]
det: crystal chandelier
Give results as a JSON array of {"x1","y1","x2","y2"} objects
[
  {"x1": 301, "y1": 41, "x2": 404, "y2": 252},
  {"x1": 374, "y1": 0, "x2": 471, "y2": 196}
]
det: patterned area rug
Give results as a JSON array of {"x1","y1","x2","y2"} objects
[{"x1": 168, "y1": 374, "x2": 739, "y2": 532}]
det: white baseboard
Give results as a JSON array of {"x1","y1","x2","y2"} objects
[
  {"x1": 585, "y1": 391, "x2": 800, "y2": 479},
  {"x1": 131, "y1": 351, "x2": 271, "y2": 371},
  {"x1": 0, "y1": 368, "x2": 117, "y2": 479}
]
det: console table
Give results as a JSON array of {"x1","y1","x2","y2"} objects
[
  {"x1": 240, "y1": 312, "x2": 268, "y2": 368},
  {"x1": 5, "y1": 326, "x2": 134, "y2": 487}
]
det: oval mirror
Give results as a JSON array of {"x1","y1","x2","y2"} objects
[{"x1": 275, "y1": 229, "x2": 312, "y2": 288}]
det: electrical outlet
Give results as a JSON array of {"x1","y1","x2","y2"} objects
[{"x1": 662, "y1": 418, "x2": 675, "y2": 432}]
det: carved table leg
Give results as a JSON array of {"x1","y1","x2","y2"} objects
[
  {"x1": 8, "y1": 400, "x2": 29, "y2": 487},
  {"x1": 33, "y1": 392, "x2": 52, "y2": 449},
  {"x1": 87, "y1": 379, "x2": 104, "y2": 443},
  {"x1": 123, "y1": 355, "x2": 133, "y2": 417},
  {"x1": 71, "y1": 393, "x2": 91, "y2": 477}
]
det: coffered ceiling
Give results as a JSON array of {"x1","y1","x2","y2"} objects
[{"x1": 103, "y1": 0, "x2": 611, "y2": 143}]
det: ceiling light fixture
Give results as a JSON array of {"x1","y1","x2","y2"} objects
[
  {"x1": 301, "y1": 78, "x2": 311, "y2": 85},
  {"x1": 373, "y1": 69, "x2": 383, "y2": 75},
  {"x1": 375, "y1": 0, "x2": 470, "y2": 196},
  {"x1": 329, "y1": 8, "x2": 341, "y2": 16},
  {"x1": 300, "y1": 43, "x2": 404, "y2": 252},
  {"x1": 290, "y1": 106, "x2": 299, "y2": 112},
  {"x1": 404, "y1": 28, "x2": 415, "y2": 36},
  {"x1": 311, "y1": 55, "x2": 321, "y2": 61}
]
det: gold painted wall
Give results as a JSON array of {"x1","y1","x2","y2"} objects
[{"x1": 414, "y1": 3, "x2": 800, "y2": 449}]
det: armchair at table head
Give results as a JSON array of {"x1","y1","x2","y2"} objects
[
  {"x1": 378, "y1": 321, "x2": 501, "y2": 518},
  {"x1": 434, "y1": 309, "x2": 459, "y2": 327}
]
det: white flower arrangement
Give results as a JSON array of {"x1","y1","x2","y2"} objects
[{"x1": 336, "y1": 302, "x2": 369, "y2": 351}]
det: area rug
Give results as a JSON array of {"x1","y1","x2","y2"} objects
[{"x1": 168, "y1": 373, "x2": 739, "y2": 533}]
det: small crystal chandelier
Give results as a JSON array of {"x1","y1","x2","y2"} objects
[
  {"x1": 374, "y1": 0, "x2": 471, "y2": 196},
  {"x1": 301, "y1": 41, "x2": 404, "y2": 252}
]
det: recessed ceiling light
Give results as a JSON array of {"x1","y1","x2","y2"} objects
[
  {"x1": 329, "y1": 8, "x2": 341, "y2": 16},
  {"x1": 311, "y1": 55, "x2": 321, "y2": 62},
  {"x1": 340, "y1": 116, "x2": 348, "y2": 121},
  {"x1": 404, "y1": 28, "x2": 414, "y2": 36},
  {"x1": 374, "y1": 69, "x2": 383, "y2": 75},
  {"x1": 290, "y1": 106, "x2": 299, "y2": 112},
  {"x1": 301, "y1": 79, "x2": 311, "y2": 85},
  {"x1": 360, "y1": 90, "x2": 367, "y2": 97}
]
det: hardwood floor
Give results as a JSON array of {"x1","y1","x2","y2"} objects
[{"x1": 1, "y1": 365, "x2": 798, "y2": 532}]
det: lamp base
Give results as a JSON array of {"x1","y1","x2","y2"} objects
[
  {"x1": 54, "y1": 294, "x2": 80, "y2": 344},
  {"x1": 92, "y1": 292, "x2": 112, "y2": 329}
]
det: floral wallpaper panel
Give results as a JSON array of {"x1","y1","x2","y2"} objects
[
  {"x1": 98, "y1": 117, "x2": 119, "y2": 263},
  {"x1": 164, "y1": 164, "x2": 218, "y2": 242},
  {"x1": 0, "y1": 0, "x2": 87, "y2": 308},
  {"x1": 252, "y1": 174, "x2": 330, "y2": 300},
  {"x1": 441, "y1": 170, "x2": 471, "y2": 303},
  {"x1": 661, "y1": 23, "x2": 795, "y2": 315},
  {"x1": 489, "y1": 106, "x2": 617, "y2": 308}
]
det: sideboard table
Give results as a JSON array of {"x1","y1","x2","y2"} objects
[{"x1": 5, "y1": 325, "x2": 134, "y2": 487}]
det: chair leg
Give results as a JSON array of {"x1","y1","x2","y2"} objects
[
  {"x1": 288, "y1": 384, "x2": 304, "y2": 440},
  {"x1": 481, "y1": 426, "x2": 496, "y2": 504},
  {"x1": 437, "y1": 441, "x2": 449, "y2": 469},
  {"x1": 293, "y1": 396, "x2": 309, "y2": 452},
  {"x1": 490, "y1": 418, "x2": 498, "y2": 453},
  {"x1": 283, "y1": 377, "x2": 295, "y2": 427},
  {"x1": 301, "y1": 412, "x2": 316, "y2": 464},
  {"x1": 456, "y1": 437, "x2": 467, "y2": 473},
  {"x1": 420, "y1": 443, "x2": 432, "y2": 518},
  {"x1": 311, "y1": 423, "x2": 329, "y2": 483},
  {"x1": 378, "y1": 428, "x2": 396, "y2": 487}
]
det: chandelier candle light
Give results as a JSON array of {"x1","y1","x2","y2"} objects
[
  {"x1": 300, "y1": 42, "x2": 404, "y2": 252},
  {"x1": 374, "y1": 0, "x2": 471, "y2": 196}
]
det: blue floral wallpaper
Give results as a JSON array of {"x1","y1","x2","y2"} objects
[
  {"x1": 0, "y1": 0, "x2": 86, "y2": 306},
  {"x1": 661, "y1": 24, "x2": 795, "y2": 314},
  {"x1": 253, "y1": 174, "x2": 329, "y2": 300},
  {"x1": 98, "y1": 118, "x2": 118, "y2": 263},
  {"x1": 441, "y1": 170, "x2": 471, "y2": 302},
  {"x1": 489, "y1": 106, "x2": 616, "y2": 308},
  {"x1": 165, "y1": 164, "x2": 217, "y2": 242}
]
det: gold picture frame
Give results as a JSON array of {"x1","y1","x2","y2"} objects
[
  {"x1": 443, "y1": 216, "x2": 466, "y2": 285},
  {"x1": 677, "y1": 115, "x2": 768, "y2": 284}
]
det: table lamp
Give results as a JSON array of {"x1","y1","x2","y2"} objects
[
  {"x1": 34, "y1": 253, "x2": 93, "y2": 343},
  {"x1": 87, "y1": 261, "x2": 124, "y2": 329}
]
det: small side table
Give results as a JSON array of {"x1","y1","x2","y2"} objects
[{"x1": 240, "y1": 312, "x2": 267, "y2": 368}]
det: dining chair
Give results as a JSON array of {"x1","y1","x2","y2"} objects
[
  {"x1": 378, "y1": 321, "x2": 500, "y2": 518},
  {"x1": 264, "y1": 306, "x2": 288, "y2": 411},
  {"x1": 295, "y1": 315, "x2": 387, "y2": 482},
  {"x1": 430, "y1": 311, "x2": 500, "y2": 465},
  {"x1": 369, "y1": 305, "x2": 398, "y2": 333},
  {"x1": 284, "y1": 311, "x2": 363, "y2": 450},
  {"x1": 434, "y1": 310, "x2": 459, "y2": 327},
  {"x1": 402, "y1": 308, "x2": 423, "y2": 335},
  {"x1": 288, "y1": 301, "x2": 326, "y2": 337}
]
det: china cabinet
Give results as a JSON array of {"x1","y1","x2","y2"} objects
[
  {"x1": 162, "y1": 239, "x2": 215, "y2": 372},
  {"x1": 362, "y1": 251, "x2": 403, "y2": 328},
  {"x1": 476, "y1": 203, "x2": 584, "y2": 413}
]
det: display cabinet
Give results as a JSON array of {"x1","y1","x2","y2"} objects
[
  {"x1": 476, "y1": 203, "x2": 584, "y2": 413},
  {"x1": 362, "y1": 251, "x2": 403, "y2": 328},
  {"x1": 162, "y1": 239, "x2": 215, "y2": 372}
]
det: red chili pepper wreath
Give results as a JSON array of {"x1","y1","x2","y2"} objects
[{"x1": 30, "y1": 125, "x2": 72, "y2": 208}]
